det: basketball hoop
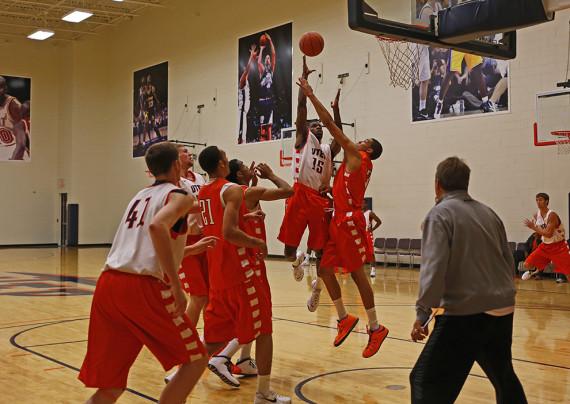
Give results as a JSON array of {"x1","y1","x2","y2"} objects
[
  {"x1": 552, "y1": 131, "x2": 570, "y2": 155},
  {"x1": 376, "y1": 35, "x2": 420, "y2": 90}
]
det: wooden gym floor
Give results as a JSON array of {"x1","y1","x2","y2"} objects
[{"x1": 1, "y1": 247, "x2": 569, "y2": 403}]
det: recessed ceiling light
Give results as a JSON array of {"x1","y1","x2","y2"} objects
[
  {"x1": 27, "y1": 30, "x2": 55, "y2": 40},
  {"x1": 62, "y1": 10, "x2": 93, "y2": 23},
  {"x1": 112, "y1": 0, "x2": 124, "y2": 2}
]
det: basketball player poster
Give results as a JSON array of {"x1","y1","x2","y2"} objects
[
  {"x1": 0, "y1": 74, "x2": 31, "y2": 162},
  {"x1": 132, "y1": 62, "x2": 168, "y2": 158},
  {"x1": 237, "y1": 22, "x2": 292, "y2": 144},
  {"x1": 411, "y1": 0, "x2": 509, "y2": 122}
]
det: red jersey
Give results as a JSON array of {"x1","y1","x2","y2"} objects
[
  {"x1": 332, "y1": 151, "x2": 372, "y2": 214},
  {"x1": 198, "y1": 178, "x2": 254, "y2": 291},
  {"x1": 240, "y1": 185, "x2": 267, "y2": 243}
]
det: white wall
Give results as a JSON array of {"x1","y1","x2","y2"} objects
[
  {"x1": 3, "y1": 0, "x2": 569, "y2": 250},
  {"x1": 0, "y1": 40, "x2": 72, "y2": 244}
]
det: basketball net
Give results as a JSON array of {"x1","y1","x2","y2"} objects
[
  {"x1": 376, "y1": 36, "x2": 420, "y2": 89},
  {"x1": 553, "y1": 131, "x2": 570, "y2": 155}
]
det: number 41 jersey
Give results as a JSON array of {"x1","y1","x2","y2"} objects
[{"x1": 105, "y1": 181, "x2": 188, "y2": 280}]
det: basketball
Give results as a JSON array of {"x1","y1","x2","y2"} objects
[
  {"x1": 299, "y1": 32, "x2": 324, "y2": 57},
  {"x1": 259, "y1": 34, "x2": 268, "y2": 46}
]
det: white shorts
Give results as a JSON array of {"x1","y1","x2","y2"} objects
[{"x1": 418, "y1": 44, "x2": 431, "y2": 82}]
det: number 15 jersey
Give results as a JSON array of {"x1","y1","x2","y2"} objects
[
  {"x1": 105, "y1": 181, "x2": 189, "y2": 280},
  {"x1": 293, "y1": 131, "x2": 332, "y2": 191}
]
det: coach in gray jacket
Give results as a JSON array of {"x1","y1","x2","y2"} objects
[{"x1": 409, "y1": 157, "x2": 527, "y2": 404}]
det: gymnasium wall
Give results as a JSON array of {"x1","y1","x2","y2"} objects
[
  {"x1": 3, "y1": 0, "x2": 569, "y2": 252},
  {"x1": 0, "y1": 40, "x2": 72, "y2": 245}
]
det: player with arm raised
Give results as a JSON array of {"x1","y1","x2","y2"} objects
[{"x1": 298, "y1": 77, "x2": 389, "y2": 358}]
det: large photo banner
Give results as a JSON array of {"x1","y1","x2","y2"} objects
[
  {"x1": 133, "y1": 62, "x2": 168, "y2": 158},
  {"x1": 0, "y1": 75, "x2": 31, "y2": 161},
  {"x1": 238, "y1": 22, "x2": 292, "y2": 144},
  {"x1": 411, "y1": 1, "x2": 509, "y2": 122}
]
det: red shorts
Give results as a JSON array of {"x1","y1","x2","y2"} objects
[
  {"x1": 204, "y1": 276, "x2": 272, "y2": 345},
  {"x1": 525, "y1": 240, "x2": 570, "y2": 275},
  {"x1": 365, "y1": 230, "x2": 374, "y2": 262},
  {"x1": 321, "y1": 213, "x2": 370, "y2": 273},
  {"x1": 79, "y1": 270, "x2": 206, "y2": 389},
  {"x1": 278, "y1": 183, "x2": 330, "y2": 251},
  {"x1": 178, "y1": 234, "x2": 209, "y2": 297}
]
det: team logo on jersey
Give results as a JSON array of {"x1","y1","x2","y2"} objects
[
  {"x1": 0, "y1": 272, "x2": 96, "y2": 297},
  {"x1": 0, "y1": 127, "x2": 15, "y2": 146}
]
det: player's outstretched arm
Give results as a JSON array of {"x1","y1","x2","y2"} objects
[
  {"x1": 524, "y1": 212, "x2": 560, "y2": 238},
  {"x1": 245, "y1": 163, "x2": 293, "y2": 207},
  {"x1": 184, "y1": 236, "x2": 218, "y2": 256},
  {"x1": 369, "y1": 211, "x2": 382, "y2": 231},
  {"x1": 149, "y1": 192, "x2": 197, "y2": 316},
  {"x1": 223, "y1": 185, "x2": 268, "y2": 255},
  {"x1": 295, "y1": 56, "x2": 315, "y2": 149},
  {"x1": 267, "y1": 33, "x2": 276, "y2": 73},
  {"x1": 298, "y1": 77, "x2": 361, "y2": 171},
  {"x1": 239, "y1": 45, "x2": 258, "y2": 90},
  {"x1": 330, "y1": 88, "x2": 342, "y2": 158}
]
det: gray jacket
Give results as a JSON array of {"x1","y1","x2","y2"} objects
[{"x1": 416, "y1": 191, "x2": 516, "y2": 324}]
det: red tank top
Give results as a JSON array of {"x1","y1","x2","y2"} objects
[
  {"x1": 198, "y1": 178, "x2": 253, "y2": 290},
  {"x1": 332, "y1": 151, "x2": 372, "y2": 215}
]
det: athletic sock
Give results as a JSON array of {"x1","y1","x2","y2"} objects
[
  {"x1": 419, "y1": 100, "x2": 426, "y2": 110},
  {"x1": 366, "y1": 308, "x2": 379, "y2": 331},
  {"x1": 215, "y1": 338, "x2": 241, "y2": 360},
  {"x1": 257, "y1": 374, "x2": 271, "y2": 395},
  {"x1": 482, "y1": 96, "x2": 489, "y2": 102},
  {"x1": 314, "y1": 276, "x2": 323, "y2": 290},
  {"x1": 239, "y1": 342, "x2": 253, "y2": 361},
  {"x1": 333, "y1": 298, "x2": 348, "y2": 320}
]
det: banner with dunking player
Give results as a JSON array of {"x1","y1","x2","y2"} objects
[
  {"x1": 411, "y1": 0, "x2": 509, "y2": 122},
  {"x1": 133, "y1": 61, "x2": 168, "y2": 158},
  {"x1": 237, "y1": 22, "x2": 292, "y2": 144},
  {"x1": 0, "y1": 75, "x2": 31, "y2": 161}
]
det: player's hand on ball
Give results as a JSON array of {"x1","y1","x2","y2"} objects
[
  {"x1": 296, "y1": 78, "x2": 313, "y2": 96},
  {"x1": 255, "y1": 163, "x2": 274, "y2": 179},
  {"x1": 171, "y1": 285, "x2": 187, "y2": 318},
  {"x1": 411, "y1": 320, "x2": 429, "y2": 342}
]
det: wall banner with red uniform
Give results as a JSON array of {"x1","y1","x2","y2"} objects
[
  {"x1": 237, "y1": 22, "x2": 292, "y2": 144},
  {"x1": 0, "y1": 74, "x2": 31, "y2": 162},
  {"x1": 133, "y1": 61, "x2": 168, "y2": 158}
]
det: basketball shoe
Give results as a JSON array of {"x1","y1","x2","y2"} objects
[
  {"x1": 292, "y1": 251, "x2": 305, "y2": 281},
  {"x1": 307, "y1": 279, "x2": 322, "y2": 312},
  {"x1": 208, "y1": 355, "x2": 240, "y2": 387},
  {"x1": 522, "y1": 269, "x2": 540, "y2": 280},
  {"x1": 481, "y1": 100, "x2": 497, "y2": 113},
  {"x1": 362, "y1": 325, "x2": 389, "y2": 358},
  {"x1": 334, "y1": 314, "x2": 359, "y2": 347},
  {"x1": 231, "y1": 357, "x2": 258, "y2": 377},
  {"x1": 254, "y1": 391, "x2": 292, "y2": 404},
  {"x1": 370, "y1": 267, "x2": 376, "y2": 278},
  {"x1": 434, "y1": 100, "x2": 444, "y2": 119}
]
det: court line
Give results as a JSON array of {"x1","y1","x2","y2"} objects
[
  {"x1": 273, "y1": 316, "x2": 570, "y2": 371},
  {"x1": 0, "y1": 316, "x2": 89, "y2": 330},
  {"x1": 293, "y1": 366, "x2": 487, "y2": 403},
  {"x1": 25, "y1": 339, "x2": 87, "y2": 348},
  {"x1": 9, "y1": 319, "x2": 158, "y2": 403}
]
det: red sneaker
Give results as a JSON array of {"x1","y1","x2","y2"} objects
[
  {"x1": 334, "y1": 314, "x2": 359, "y2": 347},
  {"x1": 362, "y1": 325, "x2": 389, "y2": 358}
]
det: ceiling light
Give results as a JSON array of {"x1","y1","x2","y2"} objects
[
  {"x1": 62, "y1": 10, "x2": 93, "y2": 23},
  {"x1": 112, "y1": 1, "x2": 124, "y2": 2},
  {"x1": 27, "y1": 30, "x2": 55, "y2": 40}
]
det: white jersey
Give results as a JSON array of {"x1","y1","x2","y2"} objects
[
  {"x1": 364, "y1": 210, "x2": 372, "y2": 231},
  {"x1": 293, "y1": 131, "x2": 332, "y2": 191},
  {"x1": 535, "y1": 209, "x2": 566, "y2": 244},
  {"x1": 105, "y1": 182, "x2": 188, "y2": 280},
  {"x1": 180, "y1": 172, "x2": 206, "y2": 235}
]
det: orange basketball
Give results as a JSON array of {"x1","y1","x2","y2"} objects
[
  {"x1": 260, "y1": 34, "x2": 268, "y2": 47},
  {"x1": 299, "y1": 32, "x2": 324, "y2": 57}
]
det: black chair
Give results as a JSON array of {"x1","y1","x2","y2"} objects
[
  {"x1": 409, "y1": 238, "x2": 422, "y2": 267},
  {"x1": 374, "y1": 237, "x2": 385, "y2": 265},
  {"x1": 396, "y1": 238, "x2": 411, "y2": 268},
  {"x1": 384, "y1": 238, "x2": 398, "y2": 266}
]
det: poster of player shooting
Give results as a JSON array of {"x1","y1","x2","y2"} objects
[
  {"x1": 237, "y1": 22, "x2": 292, "y2": 144},
  {"x1": 411, "y1": 1, "x2": 509, "y2": 122},
  {"x1": 133, "y1": 62, "x2": 168, "y2": 158},
  {"x1": 0, "y1": 75, "x2": 31, "y2": 162}
]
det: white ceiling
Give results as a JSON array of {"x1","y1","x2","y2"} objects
[{"x1": 0, "y1": 0, "x2": 166, "y2": 41}]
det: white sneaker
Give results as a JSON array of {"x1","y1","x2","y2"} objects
[
  {"x1": 434, "y1": 100, "x2": 443, "y2": 119},
  {"x1": 233, "y1": 357, "x2": 258, "y2": 377},
  {"x1": 521, "y1": 269, "x2": 539, "y2": 281},
  {"x1": 370, "y1": 267, "x2": 376, "y2": 278},
  {"x1": 292, "y1": 251, "x2": 305, "y2": 282},
  {"x1": 208, "y1": 355, "x2": 240, "y2": 387},
  {"x1": 254, "y1": 391, "x2": 292, "y2": 404},
  {"x1": 164, "y1": 368, "x2": 178, "y2": 384},
  {"x1": 301, "y1": 255, "x2": 311, "y2": 267},
  {"x1": 307, "y1": 279, "x2": 322, "y2": 312}
]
